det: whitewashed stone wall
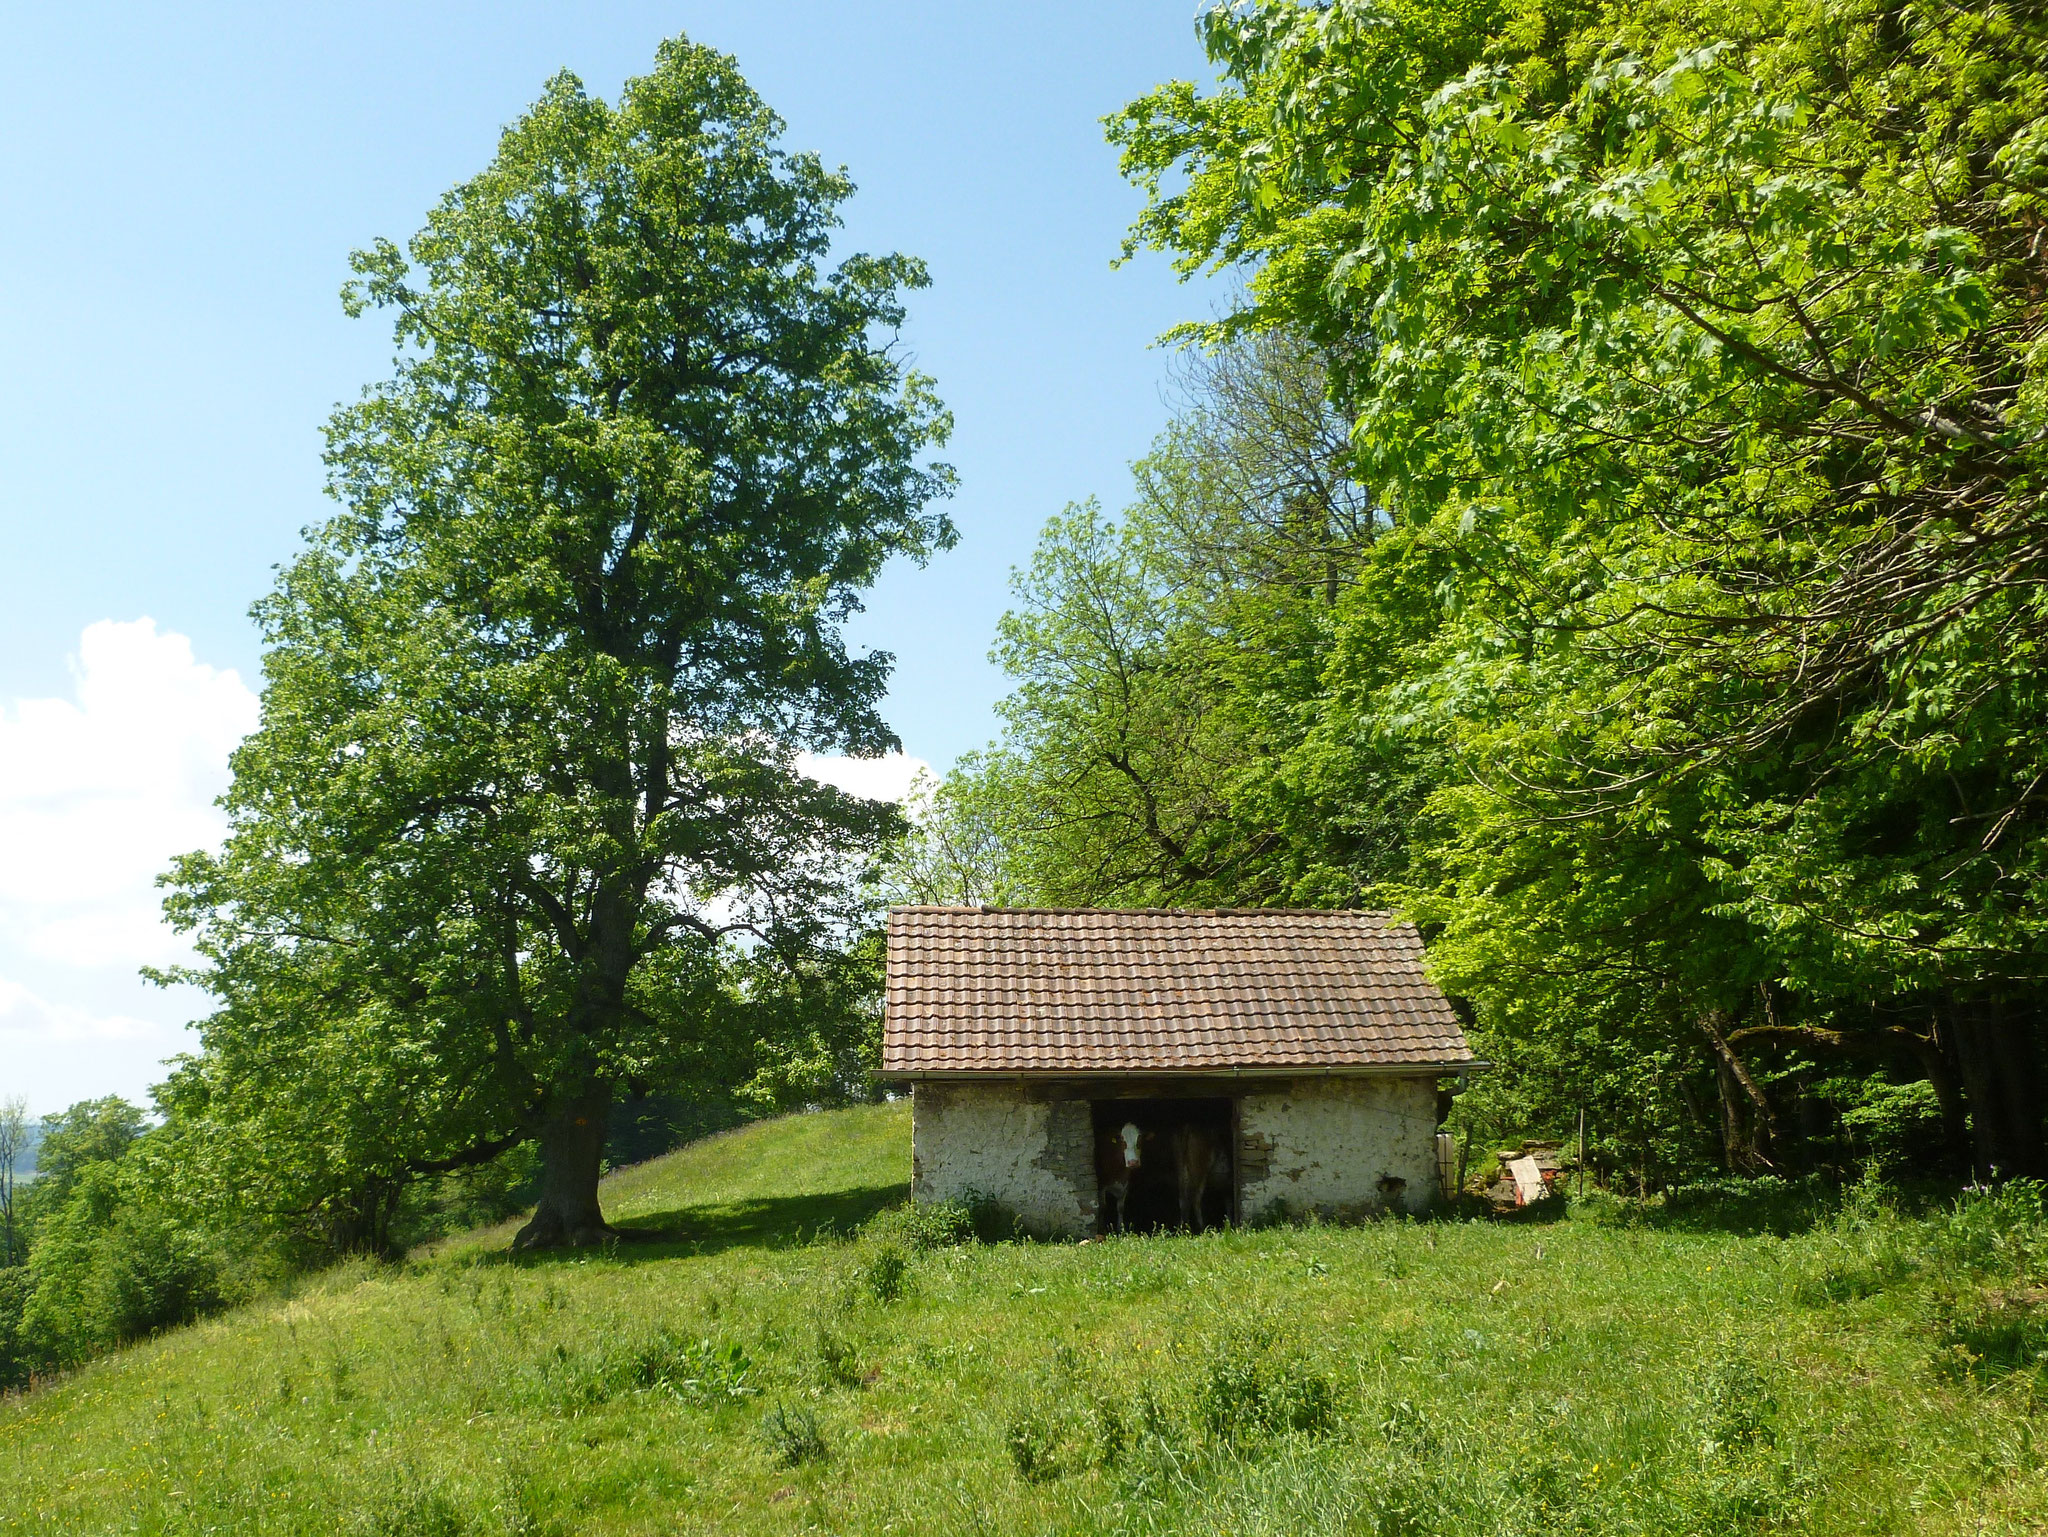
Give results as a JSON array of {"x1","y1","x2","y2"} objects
[
  {"x1": 1237, "y1": 1076, "x2": 1439, "y2": 1219},
  {"x1": 911, "y1": 1074, "x2": 1443, "y2": 1234},
  {"x1": 910, "y1": 1083, "x2": 1096, "y2": 1237}
]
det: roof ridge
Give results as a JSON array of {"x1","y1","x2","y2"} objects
[{"x1": 887, "y1": 905, "x2": 1404, "y2": 918}]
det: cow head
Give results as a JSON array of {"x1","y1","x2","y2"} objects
[{"x1": 1118, "y1": 1122, "x2": 1143, "y2": 1169}]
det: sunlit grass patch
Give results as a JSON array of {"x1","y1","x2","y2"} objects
[{"x1": 2, "y1": 1109, "x2": 2046, "y2": 1534}]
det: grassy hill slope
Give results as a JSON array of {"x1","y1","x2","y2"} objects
[
  {"x1": 4, "y1": 1106, "x2": 2046, "y2": 1535},
  {"x1": 453, "y1": 1100, "x2": 913, "y2": 1257}
]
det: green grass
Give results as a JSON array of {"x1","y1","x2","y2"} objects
[
  {"x1": 4, "y1": 1107, "x2": 2047, "y2": 1535},
  {"x1": 454, "y1": 1101, "x2": 914, "y2": 1258}
]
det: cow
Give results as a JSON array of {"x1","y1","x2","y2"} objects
[
  {"x1": 1096, "y1": 1121, "x2": 1143, "y2": 1234},
  {"x1": 1172, "y1": 1124, "x2": 1224, "y2": 1232}
]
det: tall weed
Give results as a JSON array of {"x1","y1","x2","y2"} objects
[
  {"x1": 1792, "y1": 1171, "x2": 1919, "y2": 1304},
  {"x1": 1192, "y1": 1336, "x2": 1337, "y2": 1445},
  {"x1": 810, "y1": 1317, "x2": 866, "y2": 1389},
  {"x1": 862, "y1": 1200, "x2": 973, "y2": 1252},
  {"x1": 1926, "y1": 1180, "x2": 2048, "y2": 1283},
  {"x1": 1697, "y1": 1357, "x2": 1778, "y2": 1455},
  {"x1": 863, "y1": 1243, "x2": 909, "y2": 1304},
  {"x1": 536, "y1": 1328, "x2": 754, "y2": 1410},
  {"x1": 760, "y1": 1401, "x2": 828, "y2": 1467}
]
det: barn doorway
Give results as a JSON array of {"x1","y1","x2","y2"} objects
[{"x1": 1092, "y1": 1097, "x2": 1234, "y2": 1234}]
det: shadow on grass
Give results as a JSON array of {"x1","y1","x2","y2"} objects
[
  {"x1": 1570, "y1": 1176, "x2": 1961, "y2": 1237},
  {"x1": 495, "y1": 1181, "x2": 911, "y2": 1264}
]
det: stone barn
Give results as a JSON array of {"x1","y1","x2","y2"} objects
[{"x1": 878, "y1": 907, "x2": 1481, "y2": 1237}]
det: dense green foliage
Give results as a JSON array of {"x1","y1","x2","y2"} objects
[
  {"x1": 0, "y1": 1100, "x2": 245, "y2": 1389},
  {"x1": 922, "y1": 335, "x2": 1408, "y2": 910},
  {"x1": 0, "y1": 1086, "x2": 795, "y2": 1390},
  {"x1": 153, "y1": 34, "x2": 950, "y2": 1253},
  {"x1": 909, "y1": 0, "x2": 2048, "y2": 1185},
  {"x1": 8, "y1": 1106, "x2": 2048, "y2": 1533}
]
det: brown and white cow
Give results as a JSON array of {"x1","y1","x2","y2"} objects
[{"x1": 1096, "y1": 1122, "x2": 1143, "y2": 1234}]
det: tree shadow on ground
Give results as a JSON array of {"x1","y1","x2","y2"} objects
[
  {"x1": 1570, "y1": 1176, "x2": 1960, "y2": 1238},
  {"x1": 498, "y1": 1181, "x2": 911, "y2": 1264}
]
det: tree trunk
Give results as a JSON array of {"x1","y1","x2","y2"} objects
[
  {"x1": 1897, "y1": 1022, "x2": 1971, "y2": 1170},
  {"x1": 326, "y1": 1180, "x2": 403, "y2": 1258},
  {"x1": 1947, "y1": 994, "x2": 2045, "y2": 1181},
  {"x1": 1701, "y1": 1010, "x2": 1776, "y2": 1170},
  {"x1": 513, "y1": 1080, "x2": 615, "y2": 1250},
  {"x1": 1713, "y1": 1056, "x2": 1745, "y2": 1171}
]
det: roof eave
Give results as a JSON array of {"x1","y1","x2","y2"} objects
[{"x1": 875, "y1": 1060, "x2": 1491, "y2": 1082}]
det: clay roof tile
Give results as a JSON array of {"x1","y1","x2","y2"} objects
[{"x1": 880, "y1": 907, "x2": 1474, "y2": 1075}]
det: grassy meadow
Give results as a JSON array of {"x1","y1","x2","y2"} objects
[{"x1": 4, "y1": 1101, "x2": 2048, "y2": 1535}]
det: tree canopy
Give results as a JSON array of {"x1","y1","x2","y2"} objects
[
  {"x1": 159, "y1": 35, "x2": 953, "y2": 1249},
  {"x1": 922, "y1": 0, "x2": 2048, "y2": 1184}
]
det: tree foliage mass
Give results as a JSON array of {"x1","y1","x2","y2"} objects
[
  {"x1": 155, "y1": 35, "x2": 952, "y2": 1251},
  {"x1": 908, "y1": 0, "x2": 2048, "y2": 1186}
]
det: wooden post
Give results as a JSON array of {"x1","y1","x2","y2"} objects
[
  {"x1": 1577, "y1": 1108, "x2": 1586, "y2": 1199},
  {"x1": 1230, "y1": 1095, "x2": 1243, "y2": 1228}
]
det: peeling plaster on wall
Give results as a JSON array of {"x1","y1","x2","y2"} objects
[
  {"x1": 1032, "y1": 1098, "x2": 1096, "y2": 1215},
  {"x1": 1238, "y1": 1077, "x2": 1439, "y2": 1219},
  {"x1": 911, "y1": 1083, "x2": 1096, "y2": 1237}
]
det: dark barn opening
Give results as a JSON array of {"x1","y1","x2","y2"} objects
[{"x1": 1092, "y1": 1097, "x2": 1234, "y2": 1233}]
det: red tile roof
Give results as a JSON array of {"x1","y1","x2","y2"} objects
[{"x1": 880, "y1": 907, "x2": 1475, "y2": 1076}]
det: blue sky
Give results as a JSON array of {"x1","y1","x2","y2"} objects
[{"x1": 0, "y1": 2, "x2": 1225, "y2": 1112}]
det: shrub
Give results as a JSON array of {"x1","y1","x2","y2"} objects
[
  {"x1": 92, "y1": 1209, "x2": 228, "y2": 1341},
  {"x1": 0, "y1": 1268, "x2": 32, "y2": 1390},
  {"x1": 1192, "y1": 1337, "x2": 1336, "y2": 1444},
  {"x1": 760, "y1": 1402, "x2": 828, "y2": 1467},
  {"x1": 862, "y1": 1200, "x2": 973, "y2": 1252},
  {"x1": 1005, "y1": 1404, "x2": 1065, "y2": 1483},
  {"x1": 19, "y1": 1172, "x2": 230, "y2": 1366}
]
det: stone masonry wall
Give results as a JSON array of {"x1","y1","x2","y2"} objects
[
  {"x1": 910, "y1": 1083, "x2": 1096, "y2": 1238},
  {"x1": 1237, "y1": 1076, "x2": 1439, "y2": 1219},
  {"x1": 912, "y1": 1075, "x2": 1441, "y2": 1234}
]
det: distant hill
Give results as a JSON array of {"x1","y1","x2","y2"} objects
[{"x1": 5, "y1": 1122, "x2": 34, "y2": 1181}]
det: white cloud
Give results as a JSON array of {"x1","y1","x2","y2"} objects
[
  {"x1": 0, "y1": 642, "x2": 929, "y2": 1113},
  {"x1": 796, "y1": 751, "x2": 932, "y2": 806},
  {"x1": 0, "y1": 618, "x2": 258, "y2": 969},
  {"x1": 0, "y1": 977, "x2": 162, "y2": 1043},
  {"x1": 0, "y1": 620, "x2": 257, "y2": 1112}
]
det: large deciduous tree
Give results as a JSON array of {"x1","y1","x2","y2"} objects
[
  {"x1": 1109, "y1": 0, "x2": 2048, "y2": 1176},
  {"x1": 161, "y1": 37, "x2": 952, "y2": 1249},
  {"x1": 940, "y1": 334, "x2": 1417, "y2": 909}
]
